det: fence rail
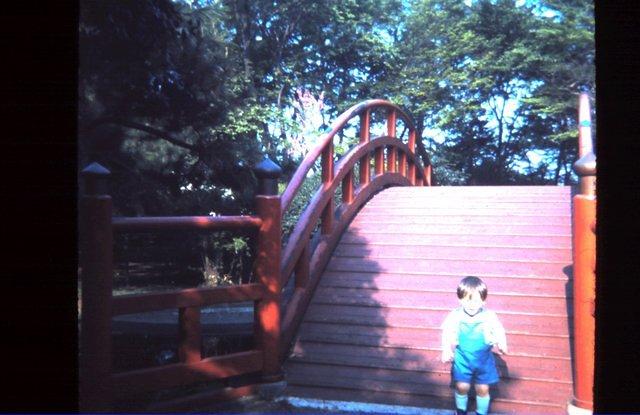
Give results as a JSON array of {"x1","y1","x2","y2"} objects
[{"x1": 79, "y1": 159, "x2": 283, "y2": 412}]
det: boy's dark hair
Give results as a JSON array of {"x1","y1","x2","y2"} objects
[{"x1": 457, "y1": 276, "x2": 488, "y2": 301}]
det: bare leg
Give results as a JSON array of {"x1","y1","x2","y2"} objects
[
  {"x1": 475, "y1": 383, "x2": 489, "y2": 397},
  {"x1": 455, "y1": 381, "x2": 471, "y2": 395}
]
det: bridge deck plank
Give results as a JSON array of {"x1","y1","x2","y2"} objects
[{"x1": 284, "y1": 186, "x2": 575, "y2": 413}]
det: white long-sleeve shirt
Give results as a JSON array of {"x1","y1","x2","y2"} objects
[{"x1": 441, "y1": 307, "x2": 507, "y2": 353}]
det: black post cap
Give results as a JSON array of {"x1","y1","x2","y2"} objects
[
  {"x1": 81, "y1": 162, "x2": 111, "y2": 195},
  {"x1": 254, "y1": 157, "x2": 282, "y2": 196}
]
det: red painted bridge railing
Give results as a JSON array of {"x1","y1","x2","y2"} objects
[
  {"x1": 79, "y1": 99, "x2": 434, "y2": 412},
  {"x1": 278, "y1": 99, "x2": 434, "y2": 350},
  {"x1": 79, "y1": 159, "x2": 283, "y2": 412},
  {"x1": 80, "y1": 94, "x2": 596, "y2": 411}
]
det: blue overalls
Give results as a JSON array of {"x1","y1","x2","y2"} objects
[{"x1": 452, "y1": 311, "x2": 500, "y2": 385}]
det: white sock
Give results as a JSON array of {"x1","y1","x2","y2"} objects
[
  {"x1": 454, "y1": 392, "x2": 468, "y2": 411},
  {"x1": 476, "y1": 394, "x2": 490, "y2": 414}
]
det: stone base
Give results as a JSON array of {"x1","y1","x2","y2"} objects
[
  {"x1": 257, "y1": 380, "x2": 287, "y2": 400},
  {"x1": 567, "y1": 402, "x2": 592, "y2": 415}
]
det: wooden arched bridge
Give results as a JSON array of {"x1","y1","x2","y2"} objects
[{"x1": 79, "y1": 96, "x2": 596, "y2": 414}]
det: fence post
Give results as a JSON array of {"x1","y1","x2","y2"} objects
[
  {"x1": 79, "y1": 162, "x2": 113, "y2": 412},
  {"x1": 253, "y1": 157, "x2": 284, "y2": 382}
]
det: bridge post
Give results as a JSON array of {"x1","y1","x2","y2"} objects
[
  {"x1": 387, "y1": 110, "x2": 397, "y2": 173},
  {"x1": 253, "y1": 157, "x2": 284, "y2": 382},
  {"x1": 321, "y1": 143, "x2": 334, "y2": 234},
  {"x1": 424, "y1": 165, "x2": 432, "y2": 186},
  {"x1": 79, "y1": 162, "x2": 114, "y2": 412},
  {"x1": 408, "y1": 130, "x2": 417, "y2": 184},
  {"x1": 570, "y1": 92, "x2": 596, "y2": 414},
  {"x1": 360, "y1": 109, "x2": 372, "y2": 182}
]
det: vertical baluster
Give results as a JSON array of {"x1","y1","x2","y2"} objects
[
  {"x1": 253, "y1": 158, "x2": 283, "y2": 382},
  {"x1": 294, "y1": 240, "x2": 310, "y2": 290},
  {"x1": 387, "y1": 110, "x2": 397, "y2": 173},
  {"x1": 178, "y1": 307, "x2": 202, "y2": 364},
  {"x1": 321, "y1": 143, "x2": 334, "y2": 234},
  {"x1": 375, "y1": 145, "x2": 384, "y2": 175},
  {"x1": 408, "y1": 130, "x2": 417, "y2": 184},
  {"x1": 398, "y1": 123, "x2": 407, "y2": 177},
  {"x1": 424, "y1": 165, "x2": 432, "y2": 186},
  {"x1": 360, "y1": 109, "x2": 371, "y2": 184},
  {"x1": 342, "y1": 169, "x2": 354, "y2": 205},
  {"x1": 79, "y1": 162, "x2": 113, "y2": 412}
]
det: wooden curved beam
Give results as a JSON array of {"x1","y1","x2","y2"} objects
[
  {"x1": 280, "y1": 136, "x2": 425, "y2": 286},
  {"x1": 280, "y1": 100, "x2": 420, "y2": 215},
  {"x1": 277, "y1": 99, "x2": 437, "y2": 358},
  {"x1": 280, "y1": 172, "x2": 412, "y2": 349}
]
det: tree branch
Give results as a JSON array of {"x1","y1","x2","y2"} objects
[{"x1": 82, "y1": 117, "x2": 197, "y2": 151}]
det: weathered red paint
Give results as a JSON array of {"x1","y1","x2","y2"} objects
[{"x1": 80, "y1": 188, "x2": 114, "y2": 412}]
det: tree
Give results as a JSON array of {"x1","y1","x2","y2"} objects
[
  {"x1": 79, "y1": 0, "x2": 594, "y2": 286},
  {"x1": 79, "y1": 0, "x2": 262, "y2": 285},
  {"x1": 382, "y1": 0, "x2": 594, "y2": 185}
]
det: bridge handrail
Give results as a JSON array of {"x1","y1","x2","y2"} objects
[
  {"x1": 278, "y1": 99, "x2": 435, "y2": 351},
  {"x1": 281, "y1": 99, "x2": 433, "y2": 215},
  {"x1": 78, "y1": 99, "x2": 437, "y2": 410}
]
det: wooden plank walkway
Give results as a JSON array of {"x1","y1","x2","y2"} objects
[{"x1": 284, "y1": 186, "x2": 574, "y2": 414}]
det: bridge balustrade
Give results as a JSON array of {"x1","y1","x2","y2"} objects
[
  {"x1": 79, "y1": 94, "x2": 597, "y2": 412},
  {"x1": 79, "y1": 159, "x2": 283, "y2": 412},
  {"x1": 278, "y1": 99, "x2": 434, "y2": 350}
]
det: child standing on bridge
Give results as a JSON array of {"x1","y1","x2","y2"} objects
[{"x1": 441, "y1": 276, "x2": 508, "y2": 415}]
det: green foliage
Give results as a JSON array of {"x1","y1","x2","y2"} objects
[
  {"x1": 383, "y1": 0, "x2": 594, "y2": 185},
  {"x1": 80, "y1": 0, "x2": 594, "y2": 286}
]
